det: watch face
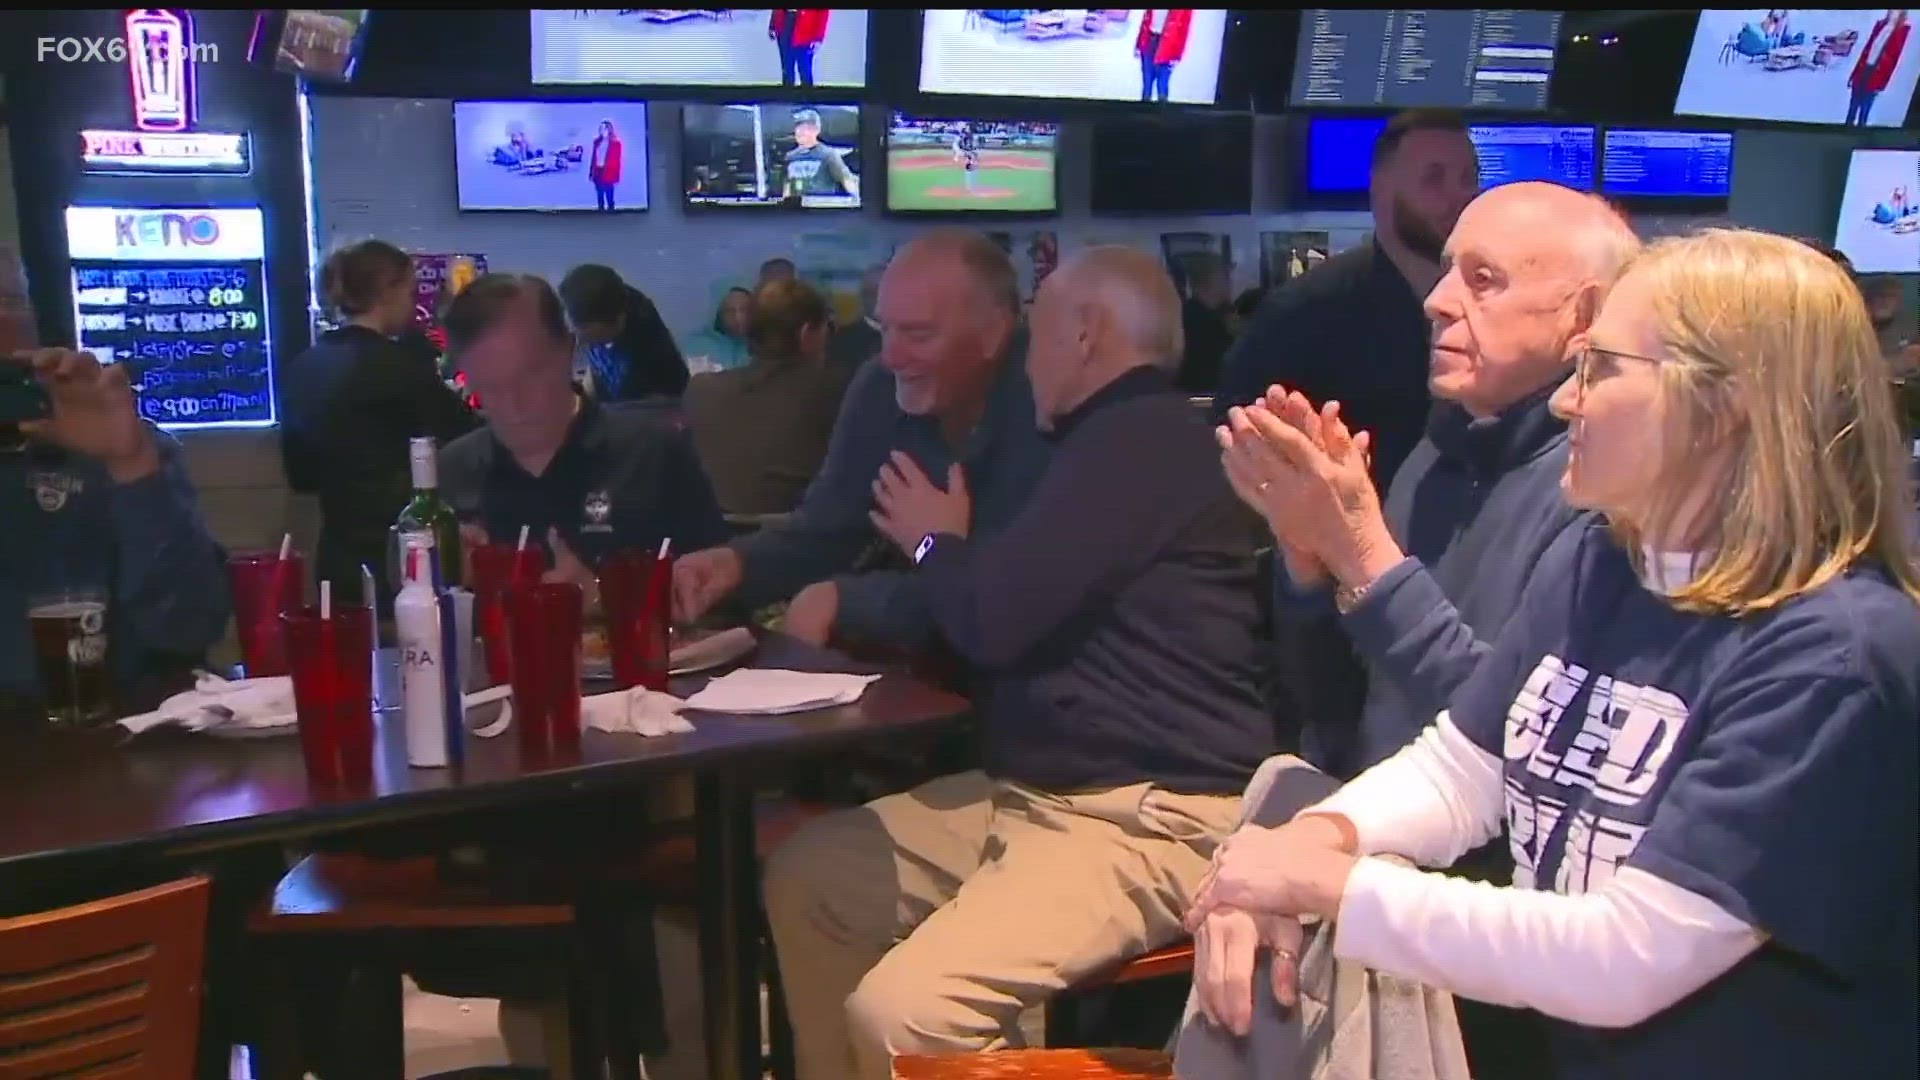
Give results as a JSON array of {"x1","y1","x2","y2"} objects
[{"x1": 913, "y1": 534, "x2": 936, "y2": 564}]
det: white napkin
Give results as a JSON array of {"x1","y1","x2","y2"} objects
[
  {"x1": 682, "y1": 668, "x2": 882, "y2": 715},
  {"x1": 118, "y1": 671, "x2": 296, "y2": 737},
  {"x1": 583, "y1": 686, "x2": 695, "y2": 736}
]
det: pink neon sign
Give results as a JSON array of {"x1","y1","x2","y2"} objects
[{"x1": 124, "y1": 9, "x2": 197, "y2": 133}]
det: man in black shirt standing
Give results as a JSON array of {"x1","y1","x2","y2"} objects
[
  {"x1": 1213, "y1": 109, "x2": 1479, "y2": 782},
  {"x1": 1214, "y1": 109, "x2": 1478, "y2": 490}
]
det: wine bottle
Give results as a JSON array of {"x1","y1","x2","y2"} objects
[{"x1": 394, "y1": 436, "x2": 463, "y2": 589}]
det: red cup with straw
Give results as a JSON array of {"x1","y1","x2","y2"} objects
[
  {"x1": 230, "y1": 535, "x2": 305, "y2": 678},
  {"x1": 469, "y1": 525, "x2": 544, "y2": 687}
]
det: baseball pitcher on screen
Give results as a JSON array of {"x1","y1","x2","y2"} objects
[
  {"x1": 1136, "y1": 10, "x2": 1194, "y2": 103},
  {"x1": 783, "y1": 108, "x2": 858, "y2": 200},
  {"x1": 950, "y1": 126, "x2": 982, "y2": 195}
]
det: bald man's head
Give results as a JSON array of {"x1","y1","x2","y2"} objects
[
  {"x1": 1027, "y1": 245, "x2": 1184, "y2": 431},
  {"x1": 1424, "y1": 181, "x2": 1643, "y2": 417},
  {"x1": 876, "y1": 228, "x2": 1019, "y2": 421}
]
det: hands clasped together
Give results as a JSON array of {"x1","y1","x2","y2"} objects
[{"x1": 1214, "y1": 384, "x2": 1404, "y2": 596}]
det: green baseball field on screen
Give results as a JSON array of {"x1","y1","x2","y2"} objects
[{"x1": 887, "y1": 147, "x2": 1057, "y2": 212}]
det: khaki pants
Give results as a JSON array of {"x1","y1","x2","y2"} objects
[{"x1": 762, "y1": 770, "x2": 1242, "y2": 1080}]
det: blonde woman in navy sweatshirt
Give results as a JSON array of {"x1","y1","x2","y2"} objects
[{"x1": 1192, "y1": 230, "x2": 1920, "y2": 1079}]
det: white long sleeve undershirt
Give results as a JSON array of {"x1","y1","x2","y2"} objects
[{"x1": 1300, "y1": 712, "x2": 1766, "y2": 1029}]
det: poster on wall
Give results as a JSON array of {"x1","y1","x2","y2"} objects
[
  {"x1": 1160, "y1": 232, "x2": 1234, "y2": 301},
  {"x1": 65, "y1": 206, "x2": 276, "y2": 429},
  {"x1": 413, "y1": 253, "x2": 488, "y2": 334},
  {"x1": 1259, "y1": 231, "x2": 1330, "y2": 291}
]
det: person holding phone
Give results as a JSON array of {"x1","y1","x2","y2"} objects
[{"x1": 2, "y1": 348, "x2": 229, "y2": 716}]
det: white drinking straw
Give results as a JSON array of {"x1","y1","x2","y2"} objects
[
  {"x1": 277, "y1": 533, "x2": 293, "y2": 563},
  {"x1": 320, "y1": 579, "x2": 332, "y2": 620},
  {"x1": 657, "y1": 536, "x2": 672, "y2": 560},
  {"x1": 515, "y1": 524, "x2": 531, "y2": 553}
]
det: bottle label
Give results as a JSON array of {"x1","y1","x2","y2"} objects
[{"x1": 409, "y1": 437, "x2": 439, "y2": 491}]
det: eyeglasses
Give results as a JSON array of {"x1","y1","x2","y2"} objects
[{"x1": 1575, "y1": 345, "x2": 1665, "y2": 392}]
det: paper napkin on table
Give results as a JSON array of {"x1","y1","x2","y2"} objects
[
  {"x1": 682, "y1": 669, "x2": 882, "y2": 715},
  {"x1": 118, "y1": 671, "x2": 296, "y2": 737},
  {"x1": 583, "y1": 686, "x2": 695, "y2": 737}
]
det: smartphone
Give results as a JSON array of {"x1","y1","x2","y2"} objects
[{"x1": 0, "y1": 362, "x2": 51, "y2": 423}]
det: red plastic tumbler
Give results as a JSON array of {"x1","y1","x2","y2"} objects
[
  {"x1": 230, "y1": 550, "x2": 306, "y2": 677},
  {"x1": 600, "y1": 548, "x2": 673, "y2": 692},
  {"x1": 504, "y1": 581, "x2": 584, "y2": 753},
  {"x1": 282, "y1": 604, "x2": 375, "y2": 786},
  {"x1": 469, "y1": 543, "x2": 546, "y2": 687}
]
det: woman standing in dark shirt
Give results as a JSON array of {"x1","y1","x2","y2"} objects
[{"x1": 280, "y1": 240, "x2": 476, "y2": 612}]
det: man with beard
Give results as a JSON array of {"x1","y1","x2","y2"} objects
[
  {"x1": 1214, "y1": 109, "x2": 1477, "y2": 490},
  {"x1": 1211, "y1": 109, "x2": 1479, "y2": 783}
]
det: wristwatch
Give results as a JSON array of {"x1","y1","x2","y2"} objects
[
  {"x1": 1333, "y1": 579, "x2": 1374, "y2": 615},
  {"x1": 913, "y1": 533, "x2": 938, "y2": 565}
]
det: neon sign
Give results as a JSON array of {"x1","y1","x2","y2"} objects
[{"x1": 126, "y1": 9, "x2": 196, "y2": 132}]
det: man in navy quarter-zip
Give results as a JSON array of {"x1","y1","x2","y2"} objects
[
  {"x1": 760, "y1": 247, "x2": 1275, "y2": 1080},
  {"x1": 1210, "y1": 181, "x2": 1643, "y2": 1080}
]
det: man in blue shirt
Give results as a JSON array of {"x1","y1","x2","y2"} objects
[
  {"x1": 2, "y1": 347, "x2": 229, "y2": 716},
  {"x1": 671, "y1": 228, "x2": 1051, "y2": 650}
]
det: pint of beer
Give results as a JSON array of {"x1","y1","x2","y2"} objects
[{"x1": 29, "y1": 595, "x2": 112, "y2": 726}]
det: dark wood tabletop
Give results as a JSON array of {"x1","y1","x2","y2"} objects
[{"x1": 0, "y1": 632, "x2": 970, "y2": 878}]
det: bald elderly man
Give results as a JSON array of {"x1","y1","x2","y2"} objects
[
  {"x1": 1200, "y1": 182, "x2": 1641, "y2": 1080},
  {"x1": 761, "y1": 246, "x2": 1276, "y2": 1080}
]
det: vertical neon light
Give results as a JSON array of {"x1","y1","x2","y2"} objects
[{"x1": 125, "y1": 9, "x2": 196, "y2": 132}]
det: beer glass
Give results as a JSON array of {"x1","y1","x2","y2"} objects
[{"x1": 29, "y1": 590, "x2": 112, "y2": 727}]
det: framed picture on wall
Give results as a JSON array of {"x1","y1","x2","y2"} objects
[
  {"x1": 1160, "y1": 232, "x2": 1233, "y2": 300},
  {"x1": 1258, "y1": 230, "x2": 1330, "y2": 291}
]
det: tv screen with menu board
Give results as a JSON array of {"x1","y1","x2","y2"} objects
[
  {"x1": 917, "y1": 9, "x2": 1229, "y2": 105},
  {"x1": 1290, "y1": 9, "x2": 1563, "y2": 110},
  {"x1": 1303, "y1": 116, "x2": 1594, "y2": 195},
  {"x1": 1832, "y1": 149, "x2": 1920, "y2": 274},
  {"x1": 248, "y1": 9, "x2": 371, "y2": 82},
  {"x1": 453, "y1": 101, "x2": 650, "y2": 212},
  {"x1": 886, "y1": 114, "x2": 1060, "y2": 214},
  {"x1": 682, "y1": 102, "x2": 863, "y2": 209},
  {"x1": 1600, "y1": 129, "x2": 1734, "y2": 200},
  {"x1": 1674, "y1": 9, "x2": 1919, "y2": 128},
  {"x1": 531, "y1": 9, "x2": 869, "y2": 88}
]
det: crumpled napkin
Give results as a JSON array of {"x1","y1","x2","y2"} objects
[
  {"x1": 582, "y1": 685, "x2": 695, "y2": 736},
  {"x1": 118, "y1": 671, "x2": 296, "y2": 737},
  {"x1": 682, "y1": 669, "x2": 882, "y2": 715}
]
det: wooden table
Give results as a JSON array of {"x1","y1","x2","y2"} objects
[{"x1": 0, "y1": 632, "x2": 971, "y2": 1080}]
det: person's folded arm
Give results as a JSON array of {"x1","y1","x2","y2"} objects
[
  {"x1": 108, "y1": 432, "x2": 231, "y2": 663},
  {"x1": 1302, "y1": 711, "x2": 1505, "y2": 867},
  {"x1": 913, "y1": 414, "x2": 1195, "y2": 670}
]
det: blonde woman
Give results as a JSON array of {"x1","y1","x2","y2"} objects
[{"x1": 1195, "y1": 229, "x2": 1919, "y2": 1077}]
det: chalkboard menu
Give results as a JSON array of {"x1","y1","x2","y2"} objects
[{"x1": 63, "y1": 207, "x2": 276, "y2": 429}]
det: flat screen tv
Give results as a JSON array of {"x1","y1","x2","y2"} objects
[
  {"x1": 681, "y1": 102, "x2": 863, "y2": 209},
  {"x1": 917, "y1": 9, "x2": 1229, "y2": 105},
  {"x1": 1289, "y1": 9, "x2": 1563, "y2": 111},
  {"x1": 1089, "y1": 113, "x2": 1251, "y2": 213},
  {"x1": 531, "y1": 9, "x2": 869, "y2": 88},
  {"x1": 1600, "y1": 129, "x2": 1734, "y2": 201},
  {"x1": 1832, "y1": 149, "x2": 1920, "y2": 274},
  {"x1": 1674, "y1": 9, "x2": 1919, "y2": 128},
  {"x1": 886, "y1": 114, "x2": 1060, "y2": 214},
  {"x1": 453, "y1": 101, "x2": 650, "y2": 212},
  {"x1": 1302, "y1": 116, "x2": 1594, "y2": 195}
]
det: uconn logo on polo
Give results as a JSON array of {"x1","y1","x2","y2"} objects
[{"x1": 1502, "y1": 654, "x2": 1690, "y2": 896}]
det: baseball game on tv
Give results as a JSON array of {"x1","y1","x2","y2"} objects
[{"x1": 886, "y1": 114, "x2": 1060, "y2": 214}]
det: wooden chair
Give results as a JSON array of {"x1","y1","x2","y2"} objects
[
  {"x1": 0, "y1": 876, "x2": 212, "y2": 1079},
  {"x1": 893, "y1": 1048, "x2": 1174, "y2": 1078},
  {"x1": 1044, "y1": 940, "x2": 1195, "y2": 1047}
]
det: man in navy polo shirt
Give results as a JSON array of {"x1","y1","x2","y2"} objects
[{"x1": 437, "y1": 273, "x2": 730, "y2": 593}]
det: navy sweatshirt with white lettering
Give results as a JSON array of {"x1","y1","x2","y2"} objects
[
  {"x1": 1448, "y1": 519, "x2": 1920, "y2": 1078},
  {"x1": 915, "y1": 367, "x2": 1276, "y2": 794}
]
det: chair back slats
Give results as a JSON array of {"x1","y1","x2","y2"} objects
[{"x1": 0, "y1": 877, "x2": 210, "y2": 1080}]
